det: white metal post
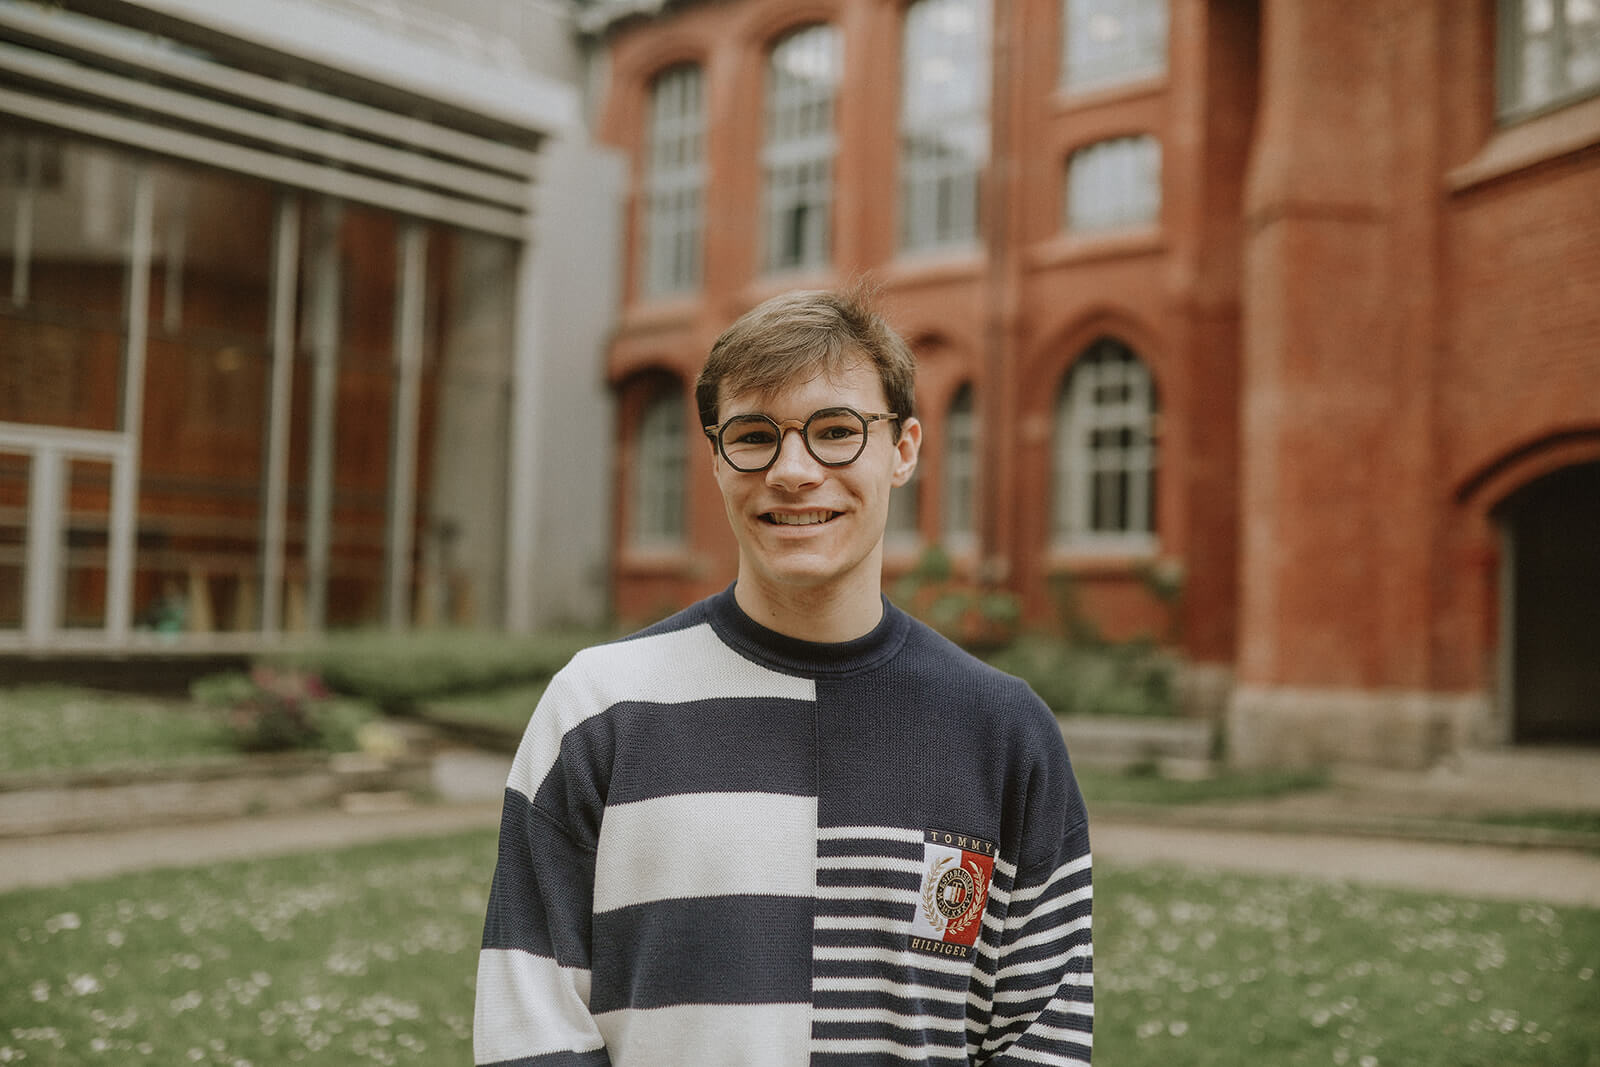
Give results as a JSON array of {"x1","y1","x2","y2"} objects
[
  {"x1": 260, "y1": 192, "x2": 300, "y2": 634},
  {"x1": 305, "y1": 197, "x2": 342, "y2": 632},
  {"x1": 105, "y1": 164, "x2": 154, "y2": 641},
  {"x1": 23, "y1": 446, "x2": 63, "y2": 644},
  {"x1": 385, "y1": 222, "x2": 426, "y2": 630}
]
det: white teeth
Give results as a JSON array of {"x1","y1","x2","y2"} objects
[{"x1": 767, "y1": 510, "x2": 834, "y2": 525}]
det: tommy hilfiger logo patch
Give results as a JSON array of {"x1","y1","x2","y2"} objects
[{"x1": 908, "y1": 828, "x2": 997, "y2": 960}]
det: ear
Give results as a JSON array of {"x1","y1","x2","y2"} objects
[{"x1": 890, "y1": 417, "x2": 921, "y2": 488}]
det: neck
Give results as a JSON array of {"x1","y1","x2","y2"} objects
[{"x1": 732, "y1": 574, "x2": 885, "y2": 643}]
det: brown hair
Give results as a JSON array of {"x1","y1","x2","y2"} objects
[{"x1": 694, "y1": 284, "x2": 917, "y2": 436}]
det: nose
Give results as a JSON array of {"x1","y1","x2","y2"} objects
[{"x1": 764, "y1": 425, "x2": 824, "y2": 490}]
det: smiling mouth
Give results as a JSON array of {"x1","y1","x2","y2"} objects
[{"x1": 762, "y1": 510, "x2": 840, "y2": 526}]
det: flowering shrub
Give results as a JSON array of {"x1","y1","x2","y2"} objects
[{"x1": 191, "y1": 668, "x2": 372, "y2": 754}]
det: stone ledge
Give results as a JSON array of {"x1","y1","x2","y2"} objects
[{"x1": 0, "y1": 753, "x2": 432, "y2": 839}]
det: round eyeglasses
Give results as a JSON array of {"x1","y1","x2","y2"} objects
[{"x1": 704, "y1": 407, "x2": 901, "y2": 473}]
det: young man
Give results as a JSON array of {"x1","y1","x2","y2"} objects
[{"x1": 475, "y1": 287, "x2": 1093, "y2": 1066}]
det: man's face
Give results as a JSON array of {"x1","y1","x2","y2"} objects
[{"x1": 712, "y1": 354, "x2": 920, "y2": 608}]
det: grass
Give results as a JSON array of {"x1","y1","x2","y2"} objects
[
  {"x1": 418, "y1": 682, "x2": 548, "y2": 733},
  {"x1": 2, "y1": 830, "x2": 1596, "y2": 1066},
  {"x1": 1076, "y1": 765, "x2": 1331, "y2": 808},
  {"x1": 0, "y1": 686, "x2": 236, "y2": 776}
]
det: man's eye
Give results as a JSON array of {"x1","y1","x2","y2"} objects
[
  {"x1": 812, "y1": 423, "x2": 861, "y2": 441},
  {"x1": 734, "y1": 430, "x2": 777, "y2": 446}
]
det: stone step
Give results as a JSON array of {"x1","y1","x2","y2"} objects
[{"x1": 1057, "y1": 715, "x2": 1215, "y2": 769}]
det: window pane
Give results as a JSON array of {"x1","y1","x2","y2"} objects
[
  {"x1": 764, "y1": 25, "x2": 840, "y2": 273},
  {"x1": 943, "y1": 386, "x2": 977, "y2": 547},
  {"x1": 900, "y1": 0, "x2": 991, "y2": 253},
  {"x1": 135, "y1": 161, "x2": 277, "y2": 634},
  {"x1": 1062, "y1": 0, "x2": 1168, "y2": 92},
  {"x1": 1501, "y1": 0, "x2": 1600, "y2": 115},
  {"x1": 1053, "y1": 338, "x2": 1157, "y2": 547},
  {"x1": 644, "y1": 65, "x2": 705, "y2": 296},
  {"x1": 632, "y1": 386, "x2": 686, "y2": 547},
  {"x1": 1066, "y1": 135, "x2": 1162, "y2": 233},
  {"x1": 0, "y1": 129, "x2": 136, "y2": 433}
]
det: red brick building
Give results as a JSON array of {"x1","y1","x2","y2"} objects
[{"x1": 584, "y1": 0, "x2": 1600, "y2": 764}]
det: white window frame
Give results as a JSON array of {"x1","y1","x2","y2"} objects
[
  {"x1": 1065, "y1": 134, "x2": 1161, "y2": 233},
  {"x1": 899, "y1": 0, "x2": 991, "y2": 254},
  {"x1": 763, "y1": 24, "x2": 840, "y2": 274},
  {"x1": 942, "y1": 385, "x2": 977, "y2": 551},
  {"x1": 1061, "y1": 0, "x2": 1169, "y2": 92},
  {"x1": 1053, "y1": 338, "x2": 1157, "y2": 552},
  {"x1": 630, "y1": 385, "x2": 687, "y2": 549},
  {"x1": 1497, "y1": 0, "x2": 1600, "y2": 119},
  {"x1": 643, "y1": 64, "x2": 705, "y2": 297}
]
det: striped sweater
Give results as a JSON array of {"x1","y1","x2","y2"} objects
[{"x1": 475, "y1": 586, "x2": 1093, "y2": 1066}]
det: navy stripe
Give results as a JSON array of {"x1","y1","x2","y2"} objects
[
  {"x1": 811, "y1": 1053, "x2": 967, "y2": 1067},
  {"x1": 481, "y1": 1051, "x2": 610, "y2": 1067},
  {"x1": 817, "y1": 866, "x2": 920, "y2": 890},
  {"x1": 811, "y1": 1018, "x2": 967, "y2": 1047},
  {"x1": 811, "y1": 957, "x2": 970, "y2": 989},
  {"x1": 814, "y1": 988, "x2": 968, "y2": 1020},
  {"x1": 815, "y1": 897, "x2": 909, "y2": 920},
  {"x1": 817, "y1": 837, "x2": 923, "y2": 861},
  {"x1": 482, "y1": 791, "x2": 595, "y2": 968},
  {"x1": 534, "y1": 697, "x2": 816, "y2": 820},
  {"x1": 589, "y1": 894, "x2": 813, "y2": 1013}
]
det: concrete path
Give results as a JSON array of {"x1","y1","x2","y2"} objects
[
  {"x1": 0, "y1": 800, "x2": 503, "y2": 892},
  {"x1": 1091, "y1": 817, "x2": 1600, "y2": 909}
]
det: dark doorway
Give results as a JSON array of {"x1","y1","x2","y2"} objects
[{"x1": 1501, "y1": 462, "x2": 1600, "y2": 744}]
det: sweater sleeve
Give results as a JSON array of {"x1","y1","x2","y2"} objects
[
  {"x1": 981, "y1": 819, "x2": 1093, "y2": 1064},
  {"x1": 978, "y1": 707, "x2": 1094, "y2": 1065},
  {"x1": 474, "y1": 671, "x2": 614, "y2": 1067}
]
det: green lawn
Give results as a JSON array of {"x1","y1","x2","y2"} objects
[
  {"x1": 2, "y1": 830, "x2": 1596, "y2": 1065},
  {"x1": 0, "y1": 686, "x2": 235, "y2": 776}
]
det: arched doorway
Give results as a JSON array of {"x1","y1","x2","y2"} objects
[{"x1": 1499, "y1": 462, "x2": 1600, "y2": 744}]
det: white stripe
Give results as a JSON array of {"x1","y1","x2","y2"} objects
[
  {"x1": 1008, "y1": 912, "x2": 1092, "y2": 954},
  {"x1": 817, "y1": 855, "x2": 925, "y2": 875},
  {"x1": 593, "y1": 792, "x2": 817, "y2": 912},
  {"x1": 814, "y1": 915, "x2": 911, "y2": 933},
  {"x1": 994, "y1": 943, "x2": 1092, "y2": 985},
  {"x1": 1008, "y1": 853, "x2": 1091, "y2": 905},
  {"x1": 473, "y1": 949, "x2": 603, "y2": 1064},
  {"x1": 990, "y1": 999, "x2": 1094, "y2": 1030},
  {"x1": 813, "y1": 976, "x2": 968, "y2": 1002},
  {"x1": 813, "y1": 1007, "x2": 966, "y2": 1032},
  {"x1": 819, "y1": 825, "x2": 925, "y2": 843},
  {"x1": 814, "y1": 945, "x2": 972, "y2": 976},
  {"x1": 808, "y1": 1037, "x2": 960, "y2": 1060},
  {"x1": 995, "y1": 1039, "x2": 1093, "y2": 1066},
  {"x1": 506, "y1": 623, "x2": 816, "y2": 800},
  {"x1": 994, "y1": 856, "x2": 1018, "y2": 880},
  {"x1": 595, "y1": 1002, "x2": 810, "y2": 1067},
  {"x1": 816, "y1": 885, "x2": 918, "y2": 904}
]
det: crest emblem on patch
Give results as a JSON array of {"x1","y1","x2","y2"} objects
[{"x1": 909, "y1": 828, "x2": 997, "y2": 960}]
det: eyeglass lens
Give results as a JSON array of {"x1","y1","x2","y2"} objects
[{"x1": 718, "y1": 407, "x2": 869, "y2": 471}]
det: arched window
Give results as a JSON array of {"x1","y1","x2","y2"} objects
[
  {"x1": 1065, "y1": 135, "x2": 1161, "y2": 233},
  {"x1": 643, "y1": 64, "x2": 705, "y2": 297},
  {"x1": 899, "y1": 0, "x2": 991, "y2": 253},
  {"x1": 630, "y1": 383, "x2": 687, "y2": 547},
  {"x1": 1061, "y1": 0, "x2": 1169, "y2": 92},
  {"x1": 763, "y1": 24, "x2": 840, "y2": 273},
  {"x1": 942, "y1": 385, "x2": 977, "y2": 549},
  {"x1": 1053, "y1": 338, "x2": 1157, "y2": 549}
]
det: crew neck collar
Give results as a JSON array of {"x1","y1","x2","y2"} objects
[{"x1": 706, "y1": 583, "x2": 910, "y2": 678}]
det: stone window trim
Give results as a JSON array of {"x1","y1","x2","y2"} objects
[{"x1": 1448, "y1": 87, "x2": 1600, "y2": 191}]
